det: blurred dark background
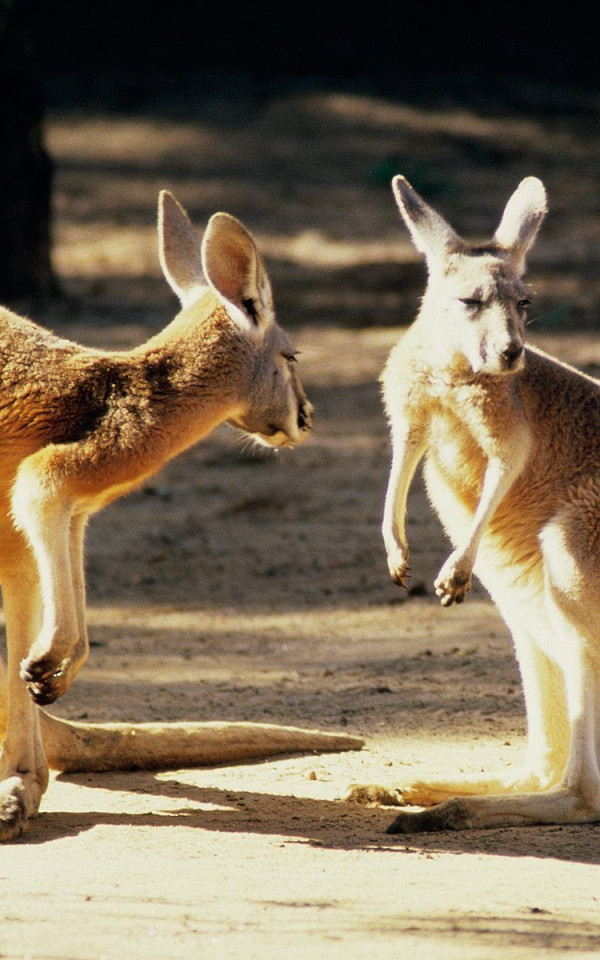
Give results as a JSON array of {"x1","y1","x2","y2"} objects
[
  {"x1": 1, "y1": 0, "x2": 599, "y2": 301},
  {"x1": 23, "y1": 3, "x2": 600, "y2": 90}
]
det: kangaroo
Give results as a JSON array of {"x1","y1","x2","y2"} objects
[
  {"x1": 0, "y1": 191, "x2": 362, "y2": 841},
  {"x1": 344, "y1": 174, "x2": 600, "y2": 831}
]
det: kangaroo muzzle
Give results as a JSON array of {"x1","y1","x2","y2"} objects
[
  {"x1": 499, "y1": 340, "x2": 524, "y2": 370},
  {"x1": 298, "y1": 398, "x2": 314, "y2": 433}
]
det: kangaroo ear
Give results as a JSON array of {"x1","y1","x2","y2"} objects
[
  {"x1": 201, "y1": 212, "x2": 274, "y2": 337},
  {"x1": 158, "y1": 191, "x2": 207, "y2": 308},
  {"x1": 392, "y1": 175, "x2": 462, "y2": 268},
  {"x1": 494, "y1": 177, "x2": 547, "y2": 275}
]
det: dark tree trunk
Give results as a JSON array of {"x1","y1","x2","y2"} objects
[{"x1": 0, "y1": 1, "x2": 57, "y2": 300}]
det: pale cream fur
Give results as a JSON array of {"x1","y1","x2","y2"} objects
[
  {"x1": 344, "y1": 175, "x2": 600, "y2": 831},
  {"x1": 0, "y1": 192, "x2": 362, "y2": 841}
]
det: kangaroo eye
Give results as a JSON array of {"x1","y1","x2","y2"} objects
[
  {"x1": 517, "y1": 298, "x2": 532, "y2": 309},
  {"x1": 283, "y1": 353, "x2": 298, "y2": 364},
  {"x1": 458, "y1": 298, "x2": 482, "y2": 308}
]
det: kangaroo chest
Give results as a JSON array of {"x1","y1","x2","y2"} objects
[
  {"x1": 421, "y1": 380, "x2": 544, "y2": 576},
  {"x1": 420, "y1": 378, "x2": 524, "y2": 543},
  {"x1": 423, "y1": 387, "x2": 491, "y2": 505},
  {"x1": 424, "y1": 412, "x2": 483, "y2": 531}
]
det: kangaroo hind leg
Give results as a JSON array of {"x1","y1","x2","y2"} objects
[
  {"x1": 344, "y1": 587, "x2": 576, "y2": 822},
  {"x1": 386, "y1": 520, "x2": 600, "y2": 831},
  {"x1": 385, "y1": 627, "x2": 600, "y2": 832},
  {"x1": 0, "y1": 559, "x2": 49, "y2": 840},
  {"x1": 536, "y1": 510, "x2": 600, "y2": 811}
]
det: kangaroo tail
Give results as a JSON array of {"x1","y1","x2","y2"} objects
[{"x1": 39, "y1": 710, "x2": 363, "y2": 773}]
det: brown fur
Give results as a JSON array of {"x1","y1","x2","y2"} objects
[{"x1": 0, "y1": 192, "x2": 362, "y2": 841}]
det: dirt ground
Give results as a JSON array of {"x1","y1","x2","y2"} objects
[{"x1": 2, "y1": 74, "x2": 600, "y2": 958}]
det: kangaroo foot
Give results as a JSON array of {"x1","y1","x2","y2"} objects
[
  {"x1": 0, "y1": 773, "x2": 45, "y2": 842},
  {"x1": 386, "y1": 802, "x2": 471, "y2": 834}
]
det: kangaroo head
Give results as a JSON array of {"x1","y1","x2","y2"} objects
[
  {"x1": 392, "y1": 175, "x2": 547, "y2": 378},
  {"x1": 158, "y1": 191, "x2": 313, "y2": 448}
]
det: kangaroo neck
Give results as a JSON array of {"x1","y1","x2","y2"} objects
[{"x1": 136, "y1": 300, "x2": 249, "y2": 400}]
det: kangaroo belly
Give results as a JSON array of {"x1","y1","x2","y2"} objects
[
  {"x1": 423, "y1": 442, "x2": 544, "y2": 594},
  {"x1": 422, "y1": 417, "x2": 484, "y2": 541},
  {"x1": 423, "y1": 453, "x2": 477, "y2": 547}
]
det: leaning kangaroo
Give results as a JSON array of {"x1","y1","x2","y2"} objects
[
  {"x1": 0, "y1": 191, "x2": 361, "y2": 840},
  {"x1": 345, "y1": 174, "x2": 600, "y2": 831}
]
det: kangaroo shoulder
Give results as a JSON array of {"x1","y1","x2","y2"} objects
[
  {"x1": 523, "y1": 345, "x2": 600, "y2": 416},
  {"x1": 381, "y1": 327, "x2": 435, "y2": 402}
]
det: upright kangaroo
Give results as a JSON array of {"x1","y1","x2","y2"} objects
[
  {"x1": 345, "y1": 174, "x2": 600, "y2": 831},
  {"x1": 0, "y1": 191, "x2": 361, "y2": 841}
]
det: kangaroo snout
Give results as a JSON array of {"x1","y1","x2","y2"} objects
[
  {"x1": 499, "y1": 340, "x2": 524, "y2": 369},
  {"x1": 298, "y1": 397, "x2": 314, "y2": 433}
]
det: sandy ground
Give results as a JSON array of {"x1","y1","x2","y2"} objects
[{"x1": 2, "y1": 75, "x2": 600, "y2": 958}]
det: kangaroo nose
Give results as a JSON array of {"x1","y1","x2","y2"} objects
[
  {"x1": 298, "y1": 399, "x2": 314, "y2": 432},
  {"x1": 500, "y1": 342, "x2": 524, "y2": 366}
]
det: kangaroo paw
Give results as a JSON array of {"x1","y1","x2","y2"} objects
[
  {"x1": 21, "y1": 640, "x2": 87, "y2": 705},
  {"x1": 20, "y1": 659, "x2": 75, "y2": 704},
  {"x1": 434, "y1": 555, "x2": 472, "y2": 606},
  {"x1": 386, "y1": 545, "x2": 410, "y2": 589},
  {"x1": 341, "y1": 783, "x2": 404, "y2": 806}
]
